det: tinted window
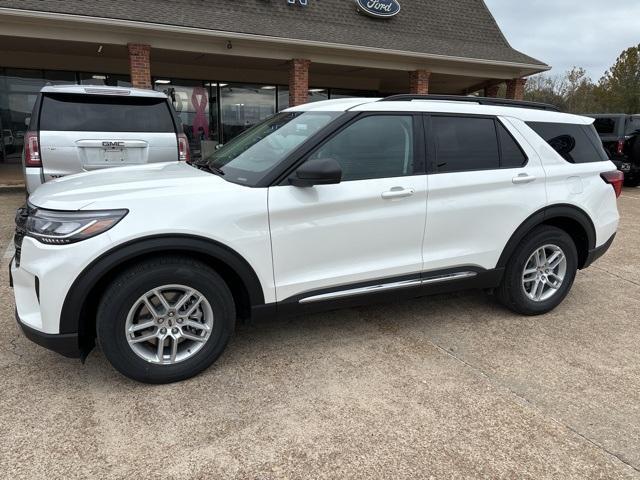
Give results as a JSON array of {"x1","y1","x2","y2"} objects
[
  {"x1": 309, "y1": 115, "x2": 414, "y2": 181},
  {"x1": 206, "y1": 111, "x2": 341, "y2": 186},
  {"x1": 626, "y1": 117, "x2": 640, "y2": 136},
  {"x1": 527, "y1": 122, "x2": 608, "y2": 163},
  {"x1": 497, "y1": 122, "x2": 528, "y2": 168},
  {"x1": 433, "y1": 116, "x2": 499, "y2": 172},
  {"x1": 593, "y1": 117, "x2": 618, "y2": 135},
  {"x1": 40, "y1": 94, "x2": 175, "y2": 132}
]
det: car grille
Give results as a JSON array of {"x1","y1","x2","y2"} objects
[{"x1": 14, "y1": 204, "x2": 32, "y2": 267}]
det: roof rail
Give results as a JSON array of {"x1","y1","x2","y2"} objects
[{"x1": 379, "y1": 94, "x2": 561, "y2": 112}]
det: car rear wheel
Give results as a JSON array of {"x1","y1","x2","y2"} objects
[
  {"x1": 623, "y1": 176, "x2": 640, "y2": 187},
  {"x1": 96, "y1": 256, "x2": 235, "y2": 383},
  {"x1": 496, "y1": 226, "x2": 578, "y2": 315}
]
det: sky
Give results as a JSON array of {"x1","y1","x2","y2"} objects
[{"x1": 484, "y1": 0, "x2": 640, "y2": 80}]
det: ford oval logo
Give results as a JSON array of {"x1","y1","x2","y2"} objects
[{"x1": 355, "y1": 0, "x2": 401, "y2": 18}]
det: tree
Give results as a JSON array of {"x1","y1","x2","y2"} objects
[
  {"x1": 598, "y1": 44, "x2": 640, "y2": 114},
  {"x1": 524, "y1": 73, "x2": 566, "y2": 109},
  {"x1": 524, "y1": 67, "x2": 606, "y2": 114}
]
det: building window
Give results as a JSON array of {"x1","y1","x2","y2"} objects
[
  {"x1": 79, "y1": 73, "x2": 131, "y2": 87},
  {"x1": 308, "y1": 88, "x2": 329, "y2": 103},
  {"x1": 220, "y1": 83, "x2": 276, "y2": 143},
  {"x1": 43, "y1": 70, "x2": 77, "y2": 86},
  {"x1": 0, "y1": 69, "x2": 46, "y2": 163},
  {"x1": 154, "y1": 78, "x2": 219, "y2": 161},
  {"x1": 329, "y1": 88, "x2": 378, "y2": 99}
]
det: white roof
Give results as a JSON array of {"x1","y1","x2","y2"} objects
[
  {"x1": 286, "y1": 97, "x2": 593, "y2": 125},
  {"x1": 40, "y1": 85, "x2": 167, "y2": 98}
]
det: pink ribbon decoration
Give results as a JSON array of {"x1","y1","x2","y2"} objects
[{"x1": 191, "y1": 87, "x2": 209, "y2": 139}]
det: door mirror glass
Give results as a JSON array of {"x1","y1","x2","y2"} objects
[{"x1": 290, "y1": 158, "x2": 342, "y2": 187}]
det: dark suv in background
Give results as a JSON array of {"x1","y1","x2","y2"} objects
[{"x1": 589, "y1": 114, "x2": 640, "y2": 187}]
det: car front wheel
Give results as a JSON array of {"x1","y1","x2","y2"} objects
[
  {"x1": 96, "y1": 256, "x2": 235, "y2": 383},
  {"x1": 496, "y1": 226, "x2": 578, "y2": 315}
]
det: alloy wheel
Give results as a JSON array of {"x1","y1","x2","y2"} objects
[
  {"x1": 521, "y1": 244, "x2": 567, "y2": 302},
  {"x1": 125, "y1": 284, "x2": 214, "y2": 364}
]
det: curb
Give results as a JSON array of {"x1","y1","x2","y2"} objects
[{"x1": 0, "y1": 184, "x2": 26, "y2": 192}]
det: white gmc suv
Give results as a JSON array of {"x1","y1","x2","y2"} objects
[{"x1": 11, "y1": 95, "x2": 622, "y2": 384}]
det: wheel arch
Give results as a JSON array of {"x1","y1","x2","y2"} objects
[
  {"x1": 497, "y1": 204, "x2": 596, "y2": 271},
  {"x1": 60, "y1": 235, "x2": 265, "y2": 351}
]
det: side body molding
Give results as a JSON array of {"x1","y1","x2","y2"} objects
[{"x1": 59, "y1": 235, "x2": 265, "y2": 336}]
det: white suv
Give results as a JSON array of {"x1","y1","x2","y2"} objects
[{"x1": 11, "y1": 95, "x2": 622, "y2": 383}]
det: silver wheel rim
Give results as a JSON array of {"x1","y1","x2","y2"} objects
[
  {"x1": 125, "y1": 284, "x2": 214, "y2": 365},
  {"x1": 522, "y1": 244, "x2": 567, "y2": 302}
]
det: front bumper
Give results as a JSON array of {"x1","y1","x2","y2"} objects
[
  {"x1": 15, "y1": 308, "x2": 81, "y2": 358},
  {"x1": 11, "y1": 234, "x2": 112, "y2": 332}
]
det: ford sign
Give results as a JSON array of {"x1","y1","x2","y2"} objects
[{"x1": 355, "y1": 0, "x2": 401, "y2": 18}]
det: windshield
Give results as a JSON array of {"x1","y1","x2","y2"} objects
[{"x1": 200, "y1": 111, "x2": 342, "y2": 185}]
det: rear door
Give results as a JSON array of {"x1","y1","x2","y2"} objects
[
  {"x1": 422, "y1": 114, "x2": 547, "y2": 272},
  {"x1": 38, "y1": 93, "x2": 178, "y2": 181}
]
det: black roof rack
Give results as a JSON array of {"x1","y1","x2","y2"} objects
[{"x1": 379, "y1": 94, "x2": 561, "y2": 112}]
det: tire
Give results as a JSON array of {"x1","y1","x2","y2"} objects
[
  {"x1": 496, "y1": 226, "x2": 578, "y2": 316},
  {"x1": 624, "y1": 176, "x2": 640, "y2": 188},
  {"x1": 96, "y1": 255, "x2": 235, "y2": 384}
]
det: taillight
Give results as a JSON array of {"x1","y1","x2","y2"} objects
[
  {"x1": 616, "y1": 139, "x2": 625, "y2": 156},
  {"x1": 24, "y1": 131, "x2": 41, "y2": 167},
  {"x1": 601, "y1": 170, "x2": 624, "y2": 198},
  {"x1": 177, "y1": 133, "x2": 190, "y2": 162}
]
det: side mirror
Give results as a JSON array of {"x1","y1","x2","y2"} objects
[{"x1": 289, "y1": 158, "x2": 342, "y2": 187}]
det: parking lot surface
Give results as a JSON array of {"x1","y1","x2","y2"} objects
[{"x1": 1, "y1": 187, "x2": 639, "y2": 479}]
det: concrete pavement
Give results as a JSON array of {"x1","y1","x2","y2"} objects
[{"x1": 1, "y1": 188, "x2": 639, "y2": 479}]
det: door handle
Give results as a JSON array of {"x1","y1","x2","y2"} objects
[
  {"x1": 512, "y1": 173, "x2": 536, "y2": 185},
  {"x1": 381, "y1": 187, "x2": 415, "y2": 199}
]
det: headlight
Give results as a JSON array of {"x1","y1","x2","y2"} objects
[{"x1": 26, "y1": 207, "x2": 128, "y2": 244}]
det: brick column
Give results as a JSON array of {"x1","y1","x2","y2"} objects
[
  {"x1": 128, "y1": 43, "x2": 152, "y2": 89},
  {"x1": 408, "y1": 70, "x2": 431, "y2": 95},
  {"x1": 484, "y1": 84, "x2": 500, "y2": 98},
  {"x1": 288, "y1": 58, "x2": 311, "y2": 107},
  {"x1": 506, "y1": 78, "x2": 527, "y2": 100}
]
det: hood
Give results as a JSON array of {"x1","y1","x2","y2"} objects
[{"x1": 29, "y1": 162, "x2": 227, "y2": 210}]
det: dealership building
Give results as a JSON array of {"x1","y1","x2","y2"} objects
[{"x1": 0, "y1": 0, "x2": 548, "y2": 161}]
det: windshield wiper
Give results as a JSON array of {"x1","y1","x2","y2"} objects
[{"x1": 190, "y1": 162, "x2": 225, "y2": 176}]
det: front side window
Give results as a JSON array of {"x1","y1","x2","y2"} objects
[
  {"x1": 203, "y1": 111, "x2": 341, "y2": 185},
  {"x1": 527, "y1": 122, "x2": 609, "y2": 163},
  {"x1": 432, "y1": 116, "x2": 499, "y2": 172},
  {"x1": 308, "y1": 115, "x2": 415, "y2": 182}
]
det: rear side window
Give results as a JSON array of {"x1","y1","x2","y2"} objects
[
  {"x1": 497, "y1": 122, "x2": 528, "y2": 168},
  {"x1": 40, "y1": 94, "x2": 175, "y2": 132},
  {"x1": 432, "y1": 116, "x2": 499, "y2": 172},
  {"x1": 526, "y1": 122, "x2": 609, "y2": 163}
]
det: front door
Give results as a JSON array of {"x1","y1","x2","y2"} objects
[{"x1": 268, "y1": 114, "x2": 427, "y2": 302}]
